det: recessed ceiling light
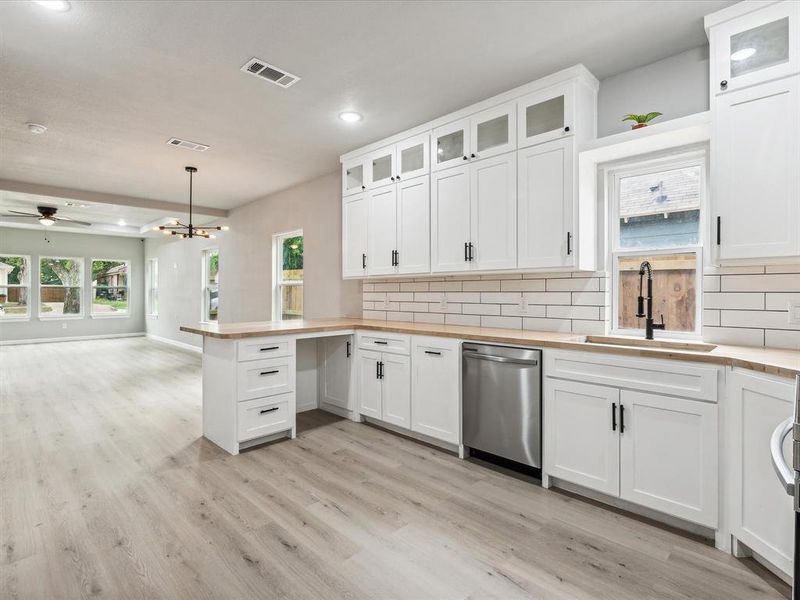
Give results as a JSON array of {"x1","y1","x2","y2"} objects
[
  {"x1": 117, "y1": 219, "x2": 126, "y2": 227},
  {"x1": 339, "y1": 111, "x2": 362, "y2": 123},
  {"x1": 32, "y1": 0, "x2": 70, "y2": 11},
  {"x1": 27, "y1": 122, "x2": 47, "y2": 134},
  {"x1": 731, "y1": 47, "x2": 756, "y2": 61}
]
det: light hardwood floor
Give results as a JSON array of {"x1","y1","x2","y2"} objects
[{"x1": 0, "y1": 337, "x2": 790, "y2": 599}]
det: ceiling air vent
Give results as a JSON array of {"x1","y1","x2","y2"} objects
[
  {"x1": 241, "y1": 57, "x2": 300, "y2": 88},
  {"x1": 166, "y1": 138, "x2": 210, "y2": 152}
]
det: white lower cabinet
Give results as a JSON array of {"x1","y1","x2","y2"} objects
[
  {"x1": 411, "y1": 336, "x2": 460, "y2": 444},
  {"x1": 357, "y1": 347, "x2": 411, "y2": 428},
  {"x1": 727, "y1": 369, "x2": 795, "y2": 577},
  {"x1": 318, "y1": 336, "x2": 354, "y2": 414},
  {"x1": 544, "y1": 351, "x2": 720, "y2": 528},
  {"x1": 358, "y1": 349, "x2": 384, "y2": 419}
]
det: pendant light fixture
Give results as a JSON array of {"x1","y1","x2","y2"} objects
[{"x1": 158, "y1": 166, "x2": 228, "y2": 239}]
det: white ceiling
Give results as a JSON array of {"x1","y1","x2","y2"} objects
[{"x1": 0, "y1": 0, "x2": 733, "y2": 211}]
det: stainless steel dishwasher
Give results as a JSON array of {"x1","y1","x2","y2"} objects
[{"x1": 462, "y1": 343, "x2": 542, "y2": 468}]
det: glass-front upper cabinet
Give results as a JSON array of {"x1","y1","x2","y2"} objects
[
  {"x1": 709, "y1": 0, "x2": 799, "y2": 94},
  {"x1": 342, "y1": 157, "x2": 367, "y2": 196},
  {"x1": 431, "y1": 118, "x2": 470, "y2": 172},
  {"x1": 366, "y1": 146, "x2": 396, "y2": 189},
  {"x1": 469, "y1": 102, "x2": 516, "y2": 161},
  {"x1": 517, "y1": 81, "x2": 575, "y2": 149},
  {"x1": 396, "y1": 133, "x2": 430, "y2": 181}
]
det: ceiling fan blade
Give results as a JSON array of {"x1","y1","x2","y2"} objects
[
  {"x1": 54, "y1": 216, "x2": 92, "y2": 226},
  {"x1": 4, "y1": 210, "x2": 40, "y2": 217},
  {"x1": 0, "y1": 216, "x2": 42, "y2": 224}
]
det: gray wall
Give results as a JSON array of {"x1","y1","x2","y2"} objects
[
  {"x1": 598, "y1": 46, "x2": 709, "y2": 137},
  {"x1": 145, "y1": 171, "x2": 362, "y2": 347},
  {"x1": 0, "y1": 228, "x2": 145, "y2": 342}
]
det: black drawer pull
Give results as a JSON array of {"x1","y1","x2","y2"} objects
[
  {"x1": 612, "y1": 402, "x2": 617, "y2": 431},
  {"x1": 259, "y1": 407, "x2": 279, "y2": 414},
  {"x1": 374, "y1": 340, "x2": 388, "y2": 345},
  {"x1": 259, "y1": 346, "x2": 280, "y2": 352},
  {"x1": 259, "y1": 370, "x2": 279, "y2": 376},
  {"x1": 619, "y1": 404, "x2": 625, "y2": 434},
  {"x1": 424, "y1": 350, "x2": 442, "y2": 356},
  {"x1": 346, "y1": 340, "x2": 351, "y2": 358}
]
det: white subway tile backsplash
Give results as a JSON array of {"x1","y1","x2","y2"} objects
[
  {"x1": 414, "y1": 313, "x2": 445, "y2": 324},
  {"x1": 571, "y1": 292, "x2": 606, "y2": 306},
  {"x1": 443, "y1": 292, "x2": 482, "y2": 303},
  {"x1": 462, "y1": 303, "x2": 501, "y2": 316},
  {"x1": 429, "y1": 281, "x2": 463, "y2": 292},
  {"x1": 523, "y1": 292, "x2": 572, "y2": 305},
  {"x1": 721, "y1": 310, "x2": 799, "y2": 330},
  {"x1": 702, "y1": 326, "x2": 764, "y2": 347},
  {"x1": 703, "y1": 275, "x2": 720, "y2": 293},
  {"x1": 400, "y1": 282, "x2": 429, "y2": 292},
  {"x1": 765, "y1": 293, "x2": 800, "y2": 311},
  {"x1": 703, "y1": 292, "x2": 764, "y2": 310},
  {"x1": 502, "y1": 304, "x2": 546, "y2": 317},
  {"x1": 500, "y1": 279, "x2": 546, "y2": 292},
  {"x1": 481, "y1": 315, "x2": 522, "y2": 329},
  {"x1": 703, "y1": 309, "x2": 721, "y2": 327},
  {"x1": 765, "y1": 265, "x2": 800, "y2": 274},
  {"x1": 546, "y1": 278, "x2": 600, "y2": 292},
  {"x1": 462, "y1": 280, "x2": 501, "y2": 292},
  {"x1": 445, "y1": 314, "x2": 481, "y2": 327},
  {"x1": 363, "y1": 310, "x2": 387, "y2": 320},
  {"x1": 373, "y1": 283, "x2": 400, "y2": 292},
  {"x1": 387, "y1": 292, "x2": 414, "y2": 302},
  {"x1": 522, "y1": 317, "x2": 571, "y2": 333},
  {"x1": 721, "y1": 274, "x2": 800, "y2": 292},
  {"x1": 386, "y1": 311, "x2": 413, "y2": 322},
  {"x1": 363, "y1": 292, "x2": 386, "y2": 302},
  {"x1": 546, "y1": 305, "x2": 601, "y2": 320},
  {"x1": 571, "y1": 320, "x2": 606, "y2": 335},
  {"x1": 764, "y1": 329, "x2": 800, "y2": 351},
  {"x1": 480, "y1": 292, "x2": 523, "y2": 304}
]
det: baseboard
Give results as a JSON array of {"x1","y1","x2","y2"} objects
[
  {"x1": 296, "y1": 402, "x2": 318, "y2": 413},
  {"x1": 145, "y1": 333, "x2": 202, "y2": 354},
  {"x1": 318, "y1": 401, "x2": 354, "y2": 420},
  {"x1": 0, "y1": 332, "x2": 145, "y2": 346}
]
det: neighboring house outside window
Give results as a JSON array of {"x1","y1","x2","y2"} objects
[
  {"x1": 608, "y1": 150, "x2": 706, "y2": 338},
  {"x1": 40, "y1": 256, "x2": 84, "y2": 318},
  {"x1": 146, "y1": 258, "x2": 158, "y2": 317},
  {"x1": 91, "y1": 259, "x2": 130, "y2": 316},
  {"x1": 202, "y1": 249, "x2": 219, "y2": 322},
  {"x1": 273, "y1": 230, "x2": 303, "y2": 321},
  {"x1": 0, "y1": 254, "x2": 31, "y2": 319}
]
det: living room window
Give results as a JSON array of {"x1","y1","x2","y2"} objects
[
  {"x1": 202, "y1": 249, "x2": 219, "y2": 322},
  {"x1": 40, "y1": 256, "x2": 84, "y2": 318},
  {"x1": 273, "y1": 230, "x2": 303, "y2": 321},
  {"x1": 91, "y1": 259, "x2": 130, "y2": 317},
  {"x1": 0, "y1": 254, "x2": 31, "y2": 320}
]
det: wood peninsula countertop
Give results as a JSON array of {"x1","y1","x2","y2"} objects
[{"x1": 181, "y1": 317, "x2": 800, "y2": 379}]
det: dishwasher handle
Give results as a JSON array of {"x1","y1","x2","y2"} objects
[
  {"x1": 462, "y1": 351, "x2": 538, "y2": 367},
  {"x1": 771, "y1": 417, "x2": 795, "y2": 496}
]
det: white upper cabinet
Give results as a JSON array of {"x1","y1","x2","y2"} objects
[
  {"x1": 342, "y1": 194, "x2": 367, "y2": 278},
  {"x1": 432, "y1": 118, "x2": 470, "y2": 171},
  {"x1": 469, "y1": 152, "x2": 517, "y2": 271},
  {"x1": 366, "y1": 146, "x2": 396, "y2": 189},
  {"x1": 367, "y1": 186, "x2": 399, "y2": 276},
  {"x1": 469, "y1": 102, "x2": 516, "y2": 161},
  {"x1": 517, "y1": 81, "x2": 575, "y2": 148},
  {"x1": 518, "y1": 138, "x2": 574, "y2": 269},
  {"x1": 342, "y1": 157, "x2": 367, "y2": 196},
  {"x1": 707, "y1": 0, "x2": 799, "y2": 95},
  {"x1": 397, "y1": 176, "x2": 430, "y2": 274},
  {"x1": 431, "y1": 165, "x2": 471, "y2": 272},
  {"x1": 713, "y1": 75, "x2": 799, "y2": 261},
  {"x1": 396, "y1": 133, "x2": 430, "y2": 181}
]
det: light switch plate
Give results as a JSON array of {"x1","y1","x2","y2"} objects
[{"x1": 788, "y1": 300, "x2": 800, "y2": 325}]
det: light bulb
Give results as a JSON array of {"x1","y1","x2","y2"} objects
[{"x1": 39, "y1": 216, "x2": 55, "y2": 227}]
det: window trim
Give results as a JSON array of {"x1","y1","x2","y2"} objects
[
  {"x1": 606, "y1": 148, "x2": 707, "y2": 340},
  {"x1": 39, "y1": 255, "x2": 85, "y2": 320},
  {"x1": 145, "y1": 258, "x2": 159, "y2": 318},
  {"x1": 201, "y1": 248, "x2": 219, "y2": 323},
  {"x1": 272, "y1": 229, "x2": 303, "y2": 321},
  {"x1": 0, "y1": 253, "x2": 32, "y2": 321},
  {"x1": 90, "y1": 258, "x2": 131, "y2": 319}
]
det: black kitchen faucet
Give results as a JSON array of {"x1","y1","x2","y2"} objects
[{"x1": 636, "y1": 261, "x2": 666, "y2": 340}]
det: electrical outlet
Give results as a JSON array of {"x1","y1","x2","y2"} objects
[
  {"x1": 440, "y1": 294, "x2": 447, "y2": 310},
  {"x1": 519, "y1": 296, "x2": 528, "y2": 314},
  {"x1": 382, "y1": 296, "x2": 389, "y2": 310},
  {"x1": 788, "y1": 300, "x2": 800, "y2": 325}
]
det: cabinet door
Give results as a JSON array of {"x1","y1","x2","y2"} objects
[
  {"x1": 318, "y1": 336, "x2": 353, "y2": 411},
  {"x1": 342, "y1": 194, "x2": 368, "y2": 278},
  {"x1": 397, "y1": 133, "x2": 429, "y2": 181},
  {"x1": 397, "y1": 175, "x2": 430, "y2": 274},
  {"x1": 711, "y1": 0, "x2": 799, "y2": 95},
  {"x1": 342, "y1": 157, "x2": 367, "y2": 196},
  {"x1": 358, "y1": 350, "x2": 382, "y2": 419},
  {"x1": 432, "y1": 118, "x2": 470, "y2": 171},
  {"x1": 714, "y1": 77, "x2": 800, "y2": 261},
  {"x1": 619, "y1": 391, "x2": 718, "y2": 528},
  {"x1": 470, "y1": 152, "x2": 516, "y2": 271},
  {"x1": 411, "y1": 337, "x2": 460, "y2": 444},
  {"x1": 517, "y1": 138, "x2": 574, "y2": 269},
  {"x1": 431, "y1": 165, "x2": 471, "y2": 272},
  {"x1": 728, "y1": 370, "x2": 795, "y2": 577},
  {"x1": 469, "y1": 102, "x2": 516, "y2": 161},
  {"x1": 544, "y1": 378, "x2": 620, "y2": 496},
  {"x1": 366, "y1": 145, "x2": 396, "y2": 189},
  {"x1": 517, "y1": 81, "x2": 575, "y2": 148},
  {"x1": 381, "y1": 353, "x2": 410, "y2": 428},
  {"x1": 367, "y1": 186, "x2": 398, "y2": 276}
]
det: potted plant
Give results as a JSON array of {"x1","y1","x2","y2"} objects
[{"x1": 622, "y1": 112, "x2": 662, "y2": 129}]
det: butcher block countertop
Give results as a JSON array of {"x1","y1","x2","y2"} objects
[{"x1": 181, "y1": 317, "x2": 800, "y2": 379}]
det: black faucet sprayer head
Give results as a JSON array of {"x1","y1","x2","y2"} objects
[{"x1": 636, "y1": 261, "x2": 652, "y2": 318}]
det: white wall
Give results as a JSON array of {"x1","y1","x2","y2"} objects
[
  {"x1": 145, "y1": 170, "x2": 362, "y2": 347},
  {"x1": 0, "y1": 228, "x2": 145, "y2": 342},
  {"x1": 598, "y1": 46, "x2": 710, "y2": 137}
]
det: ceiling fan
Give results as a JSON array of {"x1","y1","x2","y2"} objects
[{"x1": 1, "y1": 205, "x2": 91, "y2": 227}]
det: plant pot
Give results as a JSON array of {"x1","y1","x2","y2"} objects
[{"x1": 631, "y1": 123, "x2": 648, "y2": 130}]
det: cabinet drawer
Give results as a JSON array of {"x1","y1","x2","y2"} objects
[
  {"x1": 237, "y1": 337, "x2": 294, "y2": 362},
  {"x1": 238, "y1": 395, "x2": 293, "y2": 442},
  {"x1": 545, "y1": 350, "x2": 719, "y2": 402},
  {"x1": 237, "y1": 357, "x2": 294, "y2": 401},
  {"x1": 357, "y1": 331, "x2": 410, "y2": 355}
]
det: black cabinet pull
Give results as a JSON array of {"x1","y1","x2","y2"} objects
[
  {"x1": 470, "y1": 153, "x2": 476, "y2": 158},
  {"x1": 619, "y1": 404, "x2": 625, "y2": 434},
  {"x1": 362, "y1": 253, "x2": 366, "y2": 269},
  {"x1": 260, "y1": 407, "x2": 279, "y2": 414},
  {"x1": 390, "y1": 176, "x2": 395, "y2": 182},
  {"x1": 462, "y1": 155, "x2": 468, "y2": 160},
  {"x1": 720, "y1": 80, "x2": 728, "y2": 90},
  {"x1": 259, "y1": 346, "x2": 279, "y2": 352},
  {"x1": 464, "y1": 242, "x2": 469, "y2": 262},
  {"x1": 612, "y1": 402, "x2": 617, "y2": 431},
  {"x1": 259, "y1": 370, "x2": 279, "y2": 376},
  {"x1": 374, "y1": 340, "x2": 388, "y2": 345},
  {"x1": 716, "y1": 216, "x2": 721, "y2": 246},
  {"x1": 361, "y1": 185, "x2": 366, "y2": 190},
  {"x1": 424, "y1": 350, "x2": 442, "y2": 356},
  {"x1": 346, "y1": 340, "x2": 351, "y2": 358},
  {"x1": 566, "y1": 231, "x2": 572, "y2": 255},
  {"x1": 564, "y1": 126, "x2": 570, "y2": 132},
  {"x1": 376, "y1": 361, "x2": 384, "y2": 379},
  {"x1": 468, "y1": 242, "x2": 474, "y2": 261},
  {"x1": 396, "y1": 174, "x2": 401, "y2": 180}
]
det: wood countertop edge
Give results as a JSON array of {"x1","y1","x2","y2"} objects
[{"x1": 179, "y1": 321, "x2": 800, "y2": 379}]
